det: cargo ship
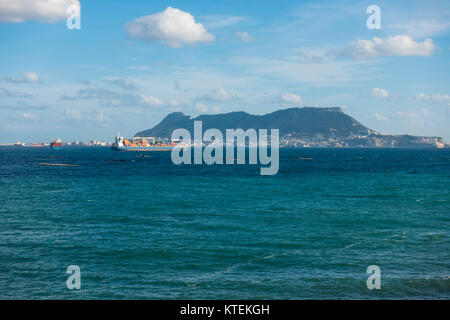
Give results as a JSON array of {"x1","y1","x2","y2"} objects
[
  {"x1": 50, "y1": 138, "x2": 63, "y2": 149},
  {"x1": 111, "y1": 134, "x2": 175, "y2": 151}
]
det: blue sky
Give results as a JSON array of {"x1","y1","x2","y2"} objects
[{"x1": 0, "y1": 0, "x2": 449, "y2": 142}]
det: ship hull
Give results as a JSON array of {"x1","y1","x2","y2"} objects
[{"x1": 111, "y1": 146, "x2": 172, "y2": 152}]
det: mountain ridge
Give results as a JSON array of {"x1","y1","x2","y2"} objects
[
  {"x1": 135, "y1": 107, "x2": 370, "y2": 138},
  {"x1": 134, "y1": 107, "x2": 446, "y2": 148}
]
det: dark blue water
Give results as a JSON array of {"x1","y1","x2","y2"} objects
[{"x1": 0, "y1": 147, "x2": 449, "y2": 299}]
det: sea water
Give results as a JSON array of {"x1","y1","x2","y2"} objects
[{"x1": 0, "y1": 147, "x2": 448, "y2": 299}]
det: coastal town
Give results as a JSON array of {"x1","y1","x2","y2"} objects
[
  {"x1": 2, "y1": 132, "x2": 448, "y2": 149},
  {"x1": 0, "y1": 140, "x2": 112, "y2": 147},
  {"x1": 279, "y1": 131, "x2": 448, "y2": 148}
]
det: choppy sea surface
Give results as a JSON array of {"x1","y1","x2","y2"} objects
[{"x1": 0, "y1": 146, "x2": 449, "y2": 299}]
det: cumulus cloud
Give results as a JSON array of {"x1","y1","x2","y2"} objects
[
  {"x1": 0, "y1": 72, "x2": 41, "y2": 83},
  {"x1": 125, "y1": 7, "x2": 215, "y2": 48},
  {"x1": 195, "y1": 103, "x2": 209, "y2": 113},
  {"x1": 236, "y1": 31, "x2": 253, "y2": 43},
  {"x1": 371, "y1": 88, "x2": 389, "y2": 99},
  {"x1": 338, "y1": 35, "x2": 437, "y2": 59},
  {"x1": 281, "y1": 93, "x2": 303, "y2": 105},
  {"x1": 430, "y1": 94, "x2": 450, "y2": 103},
  {"x1": 200, "y1": 88, "x2": 238, "y2": 102},
  {"x1": 141, "y1": 95, "x2": 164, "y2": 107},
  {"x1": 103, "y1": 77, "x2": 138, "y2": 90},
  {"x1": 194, "y1": 102, "x2": 220, "y2": 114},
  {"x1": 415, "y1": 93, "x2": 429, "y2": 101},
  {"x1": 0, "y1": 0, "x2": 80, "y2": 23}
]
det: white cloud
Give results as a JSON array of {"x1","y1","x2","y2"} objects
[
  {"x1": 200, "y1": 88, "x2": 238, "y2": 102},
  {"x1": 125, "y1": 7, "x2": 215, "y2": 48},
  {"x1": 350, "y1": 35, "x2": 437, "y2": 59},
  {"x1": 194, "y1": 103, "x2": 220, "y2": 114},
  {"x1": 416, "y1": 93, "x2": 430, "y2": 101},
  {"x1": 141, "y1": 95, "x2": 164, "y2": 107},
  {"x1": 236, "y1": 31, "x2": 253, "y2": 43},
  {"x1": 20, "y1": 112, "x2": 39, "y2": 120},
  {"x1": 375, "y1": 113, "x2": 389, "y2": 121},
  {"x1": 431, "y1": 94, "x2": 450, "y2": 103},
  {"x1": 0, "y1": 72, "x2": 41, "y2": 83},
  {"x1": 281, "y1": 93, "x2": 303, "y2": 105},
  {"x1": 371, "y1": 88, "x2": 389, "y2": 99},
  {"x1": 416, "y1": 93, "x2": 450, "y2": 103},
  {"x1": 0, "y1": 0, "x2": 80, "y2": 23},
  {"x1": 20, "y1": 72, "x2": 41, "y2": 83},
  {"x1": 395, "y1": 111, "x2": 421, "y2": 119},
  {"x1": 195, "y1": 102, "x2": 209, "y2": 113}
]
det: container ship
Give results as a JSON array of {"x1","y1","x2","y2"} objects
[
  {"x1": 50, "y1": 138, "x2": 63, "y2": 149},
  {"x1": 111, "y1": 134, "x2": 175, "y2": 151}
]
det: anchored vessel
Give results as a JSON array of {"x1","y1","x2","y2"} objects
[
  {"x1": 112, "y1": 135, "x2": 174, "y2": 151},
  {"x1": 50, "y1": 138, "x2": 63, "y2": 149}
]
